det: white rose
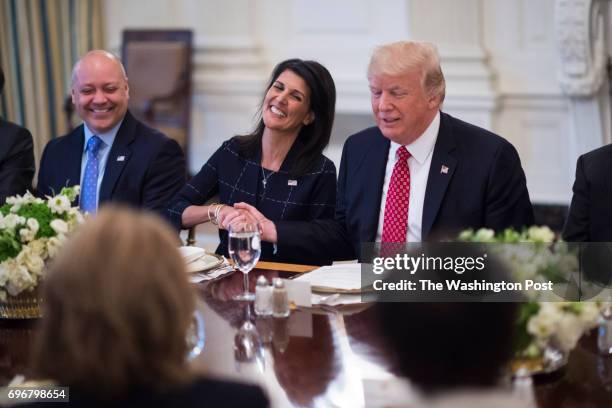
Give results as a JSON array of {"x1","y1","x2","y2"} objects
[
  {"x1": 0, "y1": 262, "x2": 8, "y2": 287},
  {"x1": 19, "y1": 228, "x2": 36, "y2": 242},
  {"x1": 527, "y1": 226, "x2": 555, "y2": 243},
  {"x1": 6, "y1": 195, "x2": 25, "y2": 212},
  {"x1": 527, "y1": 303, "x2": 561, "y2": 341},
  {"x1": 47, "y1": 236, "x2": 63, "y2": 258},
  {"x1": 29, "y1": 238, "x2": 49, "y2": 259},
  {"x1": 48, "y1": 195, "x2": 71, "y2": 214},
  {"x1": 473, "y1": 228, "x2": 495, "y2": 242},
  {"x1": 17, "y1": 247, "x2": 45, "y2": 276},
  {"x1": 21, "y1": 191, "x2": 42, "y2": 205},
  {"x1": 579, "y1": 303, "x2": 601, "y2": 328},
  {"x1": 458, "y1": 229, "x2": 474, "y2": 241},
  {"x1": 50, "y1": 219, "x2": 69, "y2": 235},
  {"x1": 554, "y1": 314, "x2": 584, "y2": 351},
  {"x1": 67, "y1": 208, "x2": 85, "y2": 228},
  {"x1": 3, "y1": 214, "x2": 25, "y2": 230},
  {"x1": 5, "y1": 260, "x2": 35, "y2": 296},
  {"x1": 26, "y1": 218, "x2": 39, "y2": 234}
]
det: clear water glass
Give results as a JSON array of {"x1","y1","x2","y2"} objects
[{"x1": 228, "y1": 222, "x2": 261, "y2": 301}]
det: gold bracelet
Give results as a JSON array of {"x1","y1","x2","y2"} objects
[
  {"x1": 207, "y1": 203, "x2": 219, "y2": 224},
  {"x1": 213, "y1": 204, "x2": 225, "y2": 226}
]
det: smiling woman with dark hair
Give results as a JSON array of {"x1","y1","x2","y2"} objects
[
  {"x1": 0, "y1": 65, "x2": 35, "y2": 203},
  {"x1": 167, "y1": 59, "x2": 337, "y2": 264}
]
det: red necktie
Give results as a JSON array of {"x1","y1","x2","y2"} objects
[{"x1": 382, "y1": 146, "x2": 411, "y2": 243}]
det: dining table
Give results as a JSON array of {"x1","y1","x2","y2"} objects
[{"x1": 1, "y1": 261, "x2": 611, "y2": 407}]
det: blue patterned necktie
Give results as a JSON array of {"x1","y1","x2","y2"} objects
[{"x1": 80, "y1": 135, "x2": 103, "y2": 213}]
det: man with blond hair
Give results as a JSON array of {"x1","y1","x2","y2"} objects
[
  {"x1": 37, "y1": 50, "x2": 185, "y2": 216},
  {"x1": 237, "y1": 41, "x2": 534, "y2": 264}
]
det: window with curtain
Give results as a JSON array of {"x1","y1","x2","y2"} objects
[{"x1": 0, "y1": 0, "x2": 103, "y2": 165}]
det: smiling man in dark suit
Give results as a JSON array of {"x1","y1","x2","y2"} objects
[
  {"x1": 237, "y1": 41, "x2": 534, "y2": 264},
  {"x1": 0, "y1": 66, "x2": 35, "y2": 203},
  {"x1": 37, "y1": 50, "x2": 185, "y2": 216}
]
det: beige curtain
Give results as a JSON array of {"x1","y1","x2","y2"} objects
[{"x1": 0, "y1": 0, "x2": 104, "y2": 166}]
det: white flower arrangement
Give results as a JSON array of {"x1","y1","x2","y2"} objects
[
  {"x1": 459, "y1": 226, "x2": 602, "y2": 358},
  {"x1": 0, "y1": 186, "x2": 83, "y2": 301}
]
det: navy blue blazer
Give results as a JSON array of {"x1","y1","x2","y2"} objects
[
  {"x1": 0, "y1": 118, "x2": 35, "y2": 203},
  {"x1": 167, "y1": 137, "x2": 336, "y2": 262},
  {"x1": 37, "y1": 111, "x2": 186, "y2": 216},
  {"x1": 276, "y1": 112, "x2": 535, "y2": 264},
  {"x1": 563, "y1": 144, "x2": 612, "y2": 242}
]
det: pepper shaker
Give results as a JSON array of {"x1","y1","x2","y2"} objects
[{"x1": 272, "y1": 278, "x2": 290, "y2": 318}]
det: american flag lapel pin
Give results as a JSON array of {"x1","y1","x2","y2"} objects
[
  {"x1": 440, "y1": 165, "x2": 449, "y2": 174},
  {"x1": 288, "y1": 180, "x2": 297, "y2": 186},
  {"x1": 117, "y1": 156, "x2": 125, "y2": 162}
]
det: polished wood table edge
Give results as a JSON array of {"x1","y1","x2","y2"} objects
[{"x1": 254, "y1": 261, "x2": 318, "y2": 273}]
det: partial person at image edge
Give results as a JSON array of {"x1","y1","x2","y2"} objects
[{"x1": 0, "y1": 66, "x2": 35, "y2": 204}]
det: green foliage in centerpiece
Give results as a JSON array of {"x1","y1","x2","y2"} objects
[
  {"x1": 0, "y1": 187, "x2": 84, "y2": 301},
  {"x1": 458, "y1": 226, "x2": 601, "y2": 358}
]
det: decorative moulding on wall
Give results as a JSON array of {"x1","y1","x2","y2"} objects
[{"x1": 555, "y1": 0, "x2": 607, "y2": 96}]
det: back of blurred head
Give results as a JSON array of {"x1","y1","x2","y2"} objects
[
  {"x1": 33, "y1": 206, "x2": 195, "y2": 395},
  {"x1": 375, "y1": 252, "x2": 517, "y2": 394}
]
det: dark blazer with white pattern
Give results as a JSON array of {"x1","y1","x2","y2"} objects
[{"x1": 167, "y1": 137, "x2": 336, "y2": 263}]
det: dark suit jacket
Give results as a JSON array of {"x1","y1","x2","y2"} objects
[
  {"x1": 18, "y1": 377, "x2": 269, "y2": 408},
  {"x1": 276, "y1": 112, "x2": 534, "y2": 264},
  {"x1": 37, "y1": 111, "x2": 186, "y2": 216},
  {"x1": 167, "y1": 137, "x2": 336, "y2": 262},
  {"x1": 0, "y1": 118, "x2": 35, "y2": 203},
  {"x1": 563, "y1": 144, "x2": 612, "y2": 242}
]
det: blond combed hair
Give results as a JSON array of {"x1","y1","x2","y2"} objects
[
  {"x1": 367, "y1": 41, "x2": 446, "y2": 104},
  {"x1": 33, "y1": 206, "x2": 195, "y2": 396}
]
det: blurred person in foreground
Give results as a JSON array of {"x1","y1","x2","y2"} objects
[
  {"x1": 0, "y1": 66, "x2": 35, "y2": 203},
  {"x1": 167, "y1": 59, "x2": 337, "y2": 264},
  {"x1": 375, "y1": 254, "x2": 521, "y2": 408},
  {"x1": 237, "y1": 41, "x2": 534, "y2": 264},
  {"x1": 37, "y1": 50, "x2": 186, "y2": 216},
  {"x1": 24, "y1": 207, "x2": 268, "y2": 407}
]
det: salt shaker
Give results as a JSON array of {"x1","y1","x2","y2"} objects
[
  {"x1": 272, "y1": 278, "x2": 290, "y2": 318},
  {"x1": 255, "y1": 275, "x2": 273, "y2": 316}
]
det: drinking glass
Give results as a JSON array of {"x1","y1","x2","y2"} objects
[{"x1": 228, "y1": 222, "x2": 261, "y2": 301}]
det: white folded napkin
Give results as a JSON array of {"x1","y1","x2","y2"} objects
[{"x1": 178, "y1": 246, "x2": 206, "y2": 264}]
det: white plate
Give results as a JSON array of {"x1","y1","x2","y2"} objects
[
  {"x1": 186, "y1": 253, "x2": 224, "y2": 274},
  {"x1": 179, "y1": 246, "x2": 206, "y2": 264}
]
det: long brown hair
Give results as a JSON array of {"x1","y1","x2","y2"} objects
[{"x1": 33, "y1": 206, "x2": 196, "y2": 396}]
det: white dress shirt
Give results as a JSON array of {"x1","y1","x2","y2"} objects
[
  {"x1": 80, "y1": 120, "x2": 122, "y2": 208},
  {"x1": 375, "y1": 111, "x2": 440, "y2": 242}
]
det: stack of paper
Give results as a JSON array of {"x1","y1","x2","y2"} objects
[{"x1": 293, "y1": 263, "x2": 364, "y2": 294}]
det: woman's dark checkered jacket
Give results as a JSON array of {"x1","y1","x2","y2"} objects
[{"x1": 167, "y1": 138, "x2": 337, "y2": 263}]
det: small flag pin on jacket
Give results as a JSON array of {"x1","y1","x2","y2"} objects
[
  {"x1": 117, "y1": 156, "x2": 125, "y2": 162},
  {"x1": 288, "y1": 180, "x2": 297, "y2": 186},
  {"x1": 441, "y1": 165, "x2": 449, "y2": 174}
]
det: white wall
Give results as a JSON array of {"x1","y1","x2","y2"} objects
[{"x1": 104, "y1": 0, "x2": 609, "y2": 206}]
